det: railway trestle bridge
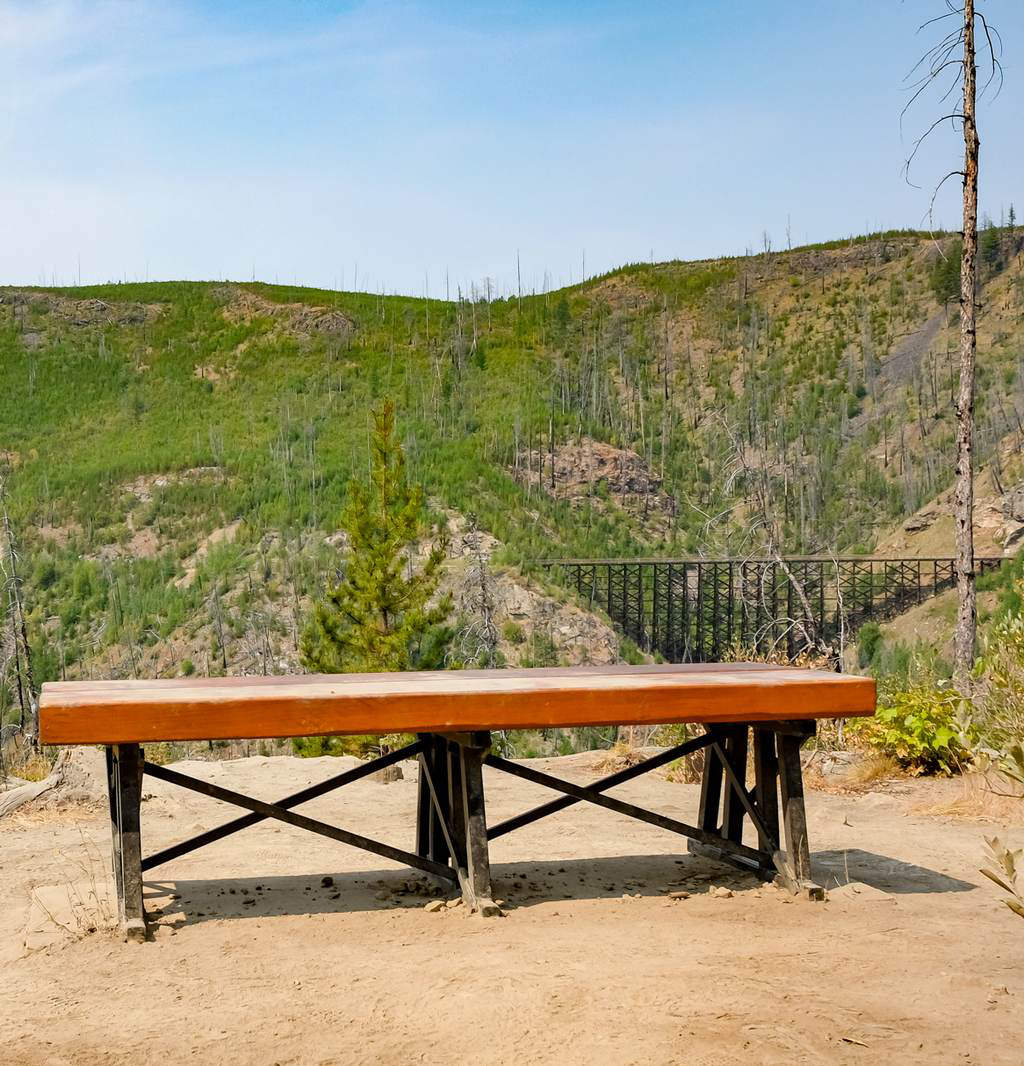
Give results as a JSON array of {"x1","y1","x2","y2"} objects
[{"x1": 541, "y1": 556, "x2": 1005, "y2": 662}]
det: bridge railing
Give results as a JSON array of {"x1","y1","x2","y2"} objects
[{"x1": 540, "y1": 556, "x2": 1005, "y2": 662}]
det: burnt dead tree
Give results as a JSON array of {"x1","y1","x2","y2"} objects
[
  {"x1": 0, "y1": 469, "x2": 37, "y2": 750},
  {"x1": 902, "y1": 0, "x2": 1002, "y2": 683}
]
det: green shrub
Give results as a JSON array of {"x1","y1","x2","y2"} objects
[
  {"x1": 291, "y1": 734, "x2": 380, "y2": 757},
  {"x1": 502, "y1": 621, "x2": 526, "y2": 644},
  {"x1": 853, "y1": 683, "x2": 969, "y2": 774},
  {"x1": 521, "y1": 629, "x2": 558, "y2": 668},
  {"x1": 857, "y1": 621, "x2": 882, "y2": 668},
  {"x1": 32, "y1": 555, "x2": 58, "y2": 590}
]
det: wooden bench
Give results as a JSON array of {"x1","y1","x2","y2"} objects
[{"x1": 39, "y1": 663, "x2": 875, "y2": 940}]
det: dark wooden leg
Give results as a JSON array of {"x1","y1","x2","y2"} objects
[
  {"x1": 719, "y1": 725, "x2": 749, "y2": 845},
  {"x1": 108, "y1": 744, "x2": 146, "y2": 942},
  {"x1": 752, "y1": 728, "x2": 780, "y2": 854},
  {"x1": 459, "y1": 734, "x2": 497, "y2": 914},
  {"x1": 415, "y1": 734, "x2": 453, "y2": 890},
  {"x1": 429, "y1": 736, "x2": 451, "y2": 868},
  {"x1": 777, "y1": 729, "x2": 823, "y2": 898},
  {"x1": 687, "y1": 731, "x2": 723, "y2": 857},
  {"x1": 446, "y1": 739, "x2": 467, "y2": 874},
  {"x1": 415, "y1": 736, "x2": 431, "y2": 858},
  {"x1": 105, "y1": 747, "x2": 123, "y2": 897},
  {"x1": 443, "y1": 732, "x2": 499, "y2": 916}
]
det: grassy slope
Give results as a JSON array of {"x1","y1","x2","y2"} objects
[{"x1": 2, "y1": 227, "x2": 1023, "y2": 693}]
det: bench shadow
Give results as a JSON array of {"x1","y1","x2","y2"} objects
[
  {"x1": 142, "y1": 847, "x2": 972, "y2": 926},
  {"x1": 812, "y1": 848, "x2": 975, "y2": 895},
  {"x1": 143, "y1": 854, "x2": 750, "y2": 926}
]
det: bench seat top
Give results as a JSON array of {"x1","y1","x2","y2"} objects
[{"x1": 39, "y1": 663, "x2": 875, "y2": 745}]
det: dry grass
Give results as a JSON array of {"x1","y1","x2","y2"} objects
[
  {"x1": 802, "y1": 754, "x2": 902, "y2": 795},
  {"x1": 838, "y1": 753, "x2": 902, "y2": 789},
  {"x1": 30, "y1": 833, "x2": 117, "y2": 946},
  {"x1": 912, "y1": 772, "x2": 1024, "y2": 822},
  {"x1": 7, "y1": 752, "x2": 54, "y2": 783},
  {"x1": 592, "y1": 741, "x2": 649, "y2": 774}
]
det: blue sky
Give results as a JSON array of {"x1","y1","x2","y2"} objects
[{"x1": 1, "y1": 1, "x2": 1020, "y2": 295}]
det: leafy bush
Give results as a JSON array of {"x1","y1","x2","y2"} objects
[
  {"x1": 291, "y1": 734, "x2": 376, "y2": 758},
  {"x1": 854, "y1": 684, "x2": 969, "y2": 774}
]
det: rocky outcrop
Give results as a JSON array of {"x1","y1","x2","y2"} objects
[
  {"x1": 0, "y1": 290, "x2": 161, "y2": 328},
  {"x1": 515, "y1": 438, "x2": 676, "y2": 516},
  {"x1": 219, "y1": 288, "x2": 354, "y2": 339}
]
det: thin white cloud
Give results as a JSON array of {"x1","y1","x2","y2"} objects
[{"x1": 0, "y1": 0, "x2": 607, "y2": 115}]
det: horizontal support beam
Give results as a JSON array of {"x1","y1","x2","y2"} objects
[
  {"x1": 143, "y1": 758, "x2": 455, "y2": 882},
  {"x1": 488, "y1": 732, "x2": 715, "y2": 840},
  {"x1": 754, "y1": 719, "x2": 816, "y2": 737},
  {"x1": 141, "y1": 739, "x2": 426, "y2": 871},
  {"x1": 484, "y1": 753, "x2": 769, "y2": 868}
]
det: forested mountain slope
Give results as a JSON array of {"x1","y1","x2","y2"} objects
[{"x1": 1, "y1": 226, "x2": 1023, "y2": 690}]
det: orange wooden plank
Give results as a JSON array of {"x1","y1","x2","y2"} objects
[{"x1": 39, "y1": 665, "x2": 876, "y2": 745}]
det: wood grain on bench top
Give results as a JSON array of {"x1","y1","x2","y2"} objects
[{"x1": 39, "y1": 664, "x2": 876, "y2": 745}]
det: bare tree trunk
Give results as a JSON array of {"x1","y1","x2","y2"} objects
[
  {"x1": 0, "y1": 472, "x2": 37, "y2": 748},
  {"x1": 954, "y1": 0, "x2": 978, "y2": 683}
]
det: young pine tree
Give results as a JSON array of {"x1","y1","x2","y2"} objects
[{"x1": 301, "y1": 400, "x2": 451, "y2": 674}]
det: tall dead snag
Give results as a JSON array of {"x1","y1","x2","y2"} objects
[
  {"x1": 954, "y1": 2, "x2": 979, "y2": 683},
  {"x1": 903, "y1": 1, "x2": 1002, "y2": 684},
  {"x1": 0, "y1": 468, "x2": 37, "y2": 749}
]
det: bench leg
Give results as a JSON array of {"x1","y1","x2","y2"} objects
[
  {"x1": 447, "y1": 732, "x2": 499, "y2": 916},
  {"x1": 719, "y1": 725, "x2": 749, "y2": 846},
  {"x1": 107, "y1": 744, "x2": 146, "y2": 942},
  {"x1": 752, "y1": 727, "x2": 781, "y2": 854},
  {"x1": 687, "y1": 729, "x2": 724, "y2": 859},
  {"x1": 416, "y1": 734, "x2": 452, "y2": 878},
  {"x1": 777, "y1": 730, "x2": 823, "y2": 899}
]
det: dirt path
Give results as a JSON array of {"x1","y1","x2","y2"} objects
[{"x1": 2, "y1": 753, "x2": 1021, "y2": 1066}]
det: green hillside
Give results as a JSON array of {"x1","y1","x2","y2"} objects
[{"x1": 2, "y1": 225, "x2": 1023, "y2": 696}]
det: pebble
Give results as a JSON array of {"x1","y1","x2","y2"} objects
[
  {"x1": 321, "y1": 876, "x2": 334, "y2": 888},
  {"x1": 424, "y1": 899, "x2": 445, "y2": 913},
  {"x1": 710, "y1": 886, "x2": 733, "y2": 899},
  {"x1": 445, "y1": 898, "x2": 463, "y2": 909},
  {"x1": 668, "y1": 890, "x2": 690, "y2": 900}
]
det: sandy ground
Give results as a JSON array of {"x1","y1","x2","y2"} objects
[{"x1": 2, "y1": 751, "x2": 1022, "y2": 1066}]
